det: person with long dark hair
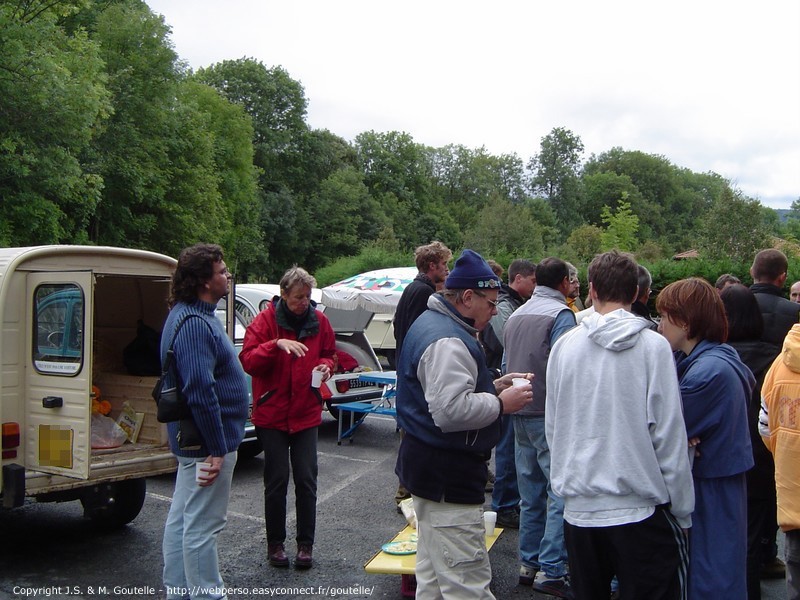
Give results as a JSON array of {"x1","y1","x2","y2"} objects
[{"x1": 721, "y1": 283, "x2": 781, "y2": 599}]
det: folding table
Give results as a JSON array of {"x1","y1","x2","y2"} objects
[
  {"x1": 336, "y1": 371, "x2": 398, "y2": 444},
  {"x1": 364, "y1": 524, "x2": 503, "y2": 597}
]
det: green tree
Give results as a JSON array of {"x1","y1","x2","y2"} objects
[
  {"x1": 87, "y1": 0, "x2": 184, "y2": 250},
  {"x1": 177, "y1": 80, "x2": 262, "y2": 268},
  {"x1": 354, "y1": 130, "x2": 454, "y2": 250},
  {"x1": 304, "y1": 166, "x2": 388, "y2": 270},
  {"x1": 782, "y1": 198, "x2": 800, "y2": 243},
  {"x1": 462, "y1": 195, "x2": 544, "y2": 259},
  {"x1": 524, "y1": 197, "x2": 560, "y2": 250},
  {"x1": 583, "y1": 149, "x2": 720, "y2": 251},
  {"x1": 528, "y1": 127, "x2": 584, "y2": 236},
  {"x1": 582, "y1": 171, "x2": 649, "y2": 236},
  {"x1": 196, "y1": 58, "x2": 312, "y2": 277},
  {"x1": 566, "y1": 224, "x2": 603, "y2": 263},
  {"x1": 600, "y1": 198, "x2": 639, "y2": 252},
  {"x1": 195, "y1": 58, "x2": 308, "y2": 194},
  {"x1": 0, "y1": 0, "x2": 110, "y2": 245},
  {"x1": 699, "y1": 188, "x2": 771, "y2": 262}
]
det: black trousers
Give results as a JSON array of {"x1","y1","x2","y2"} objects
[
  {"x1": 564, "y1": 506, "x2": 688, "y2": 600},
  {"x1": 257, "y1": 426, "x2": 318, "y2": 546}
]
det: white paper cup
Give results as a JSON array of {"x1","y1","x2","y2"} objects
[
  {"x1": 512, "y1": 377, "x2": 529, "y2": 388},
  {"x1": 195, "y1": 461, "x2": 212, "y2": 483},
  {"x1": 311, "y1": 370, "x2": 324, "y2": 388},
  {"x1": 484, "y1": 510, "x2": 497, "y2": 536}
]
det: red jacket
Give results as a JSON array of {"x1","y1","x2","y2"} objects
[{"x1": 239, "y1": 300, "x2": 336, "y2": 433}]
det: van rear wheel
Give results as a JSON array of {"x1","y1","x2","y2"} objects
[{"x1": 81, "y1": 478, "x2": 146, "y2": 529}]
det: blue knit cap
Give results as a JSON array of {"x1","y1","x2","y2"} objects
[{"x1": 445, "y1": 249, "x2": 502, "y2": 290}]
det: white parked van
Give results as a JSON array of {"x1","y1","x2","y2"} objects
[{"x1": 0, "y1": 245, "x2": 187, "y2": 528}]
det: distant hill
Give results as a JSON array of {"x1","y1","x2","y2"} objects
[{"x1": 776, "y1": 208, "x2": 791, "y2": 222}]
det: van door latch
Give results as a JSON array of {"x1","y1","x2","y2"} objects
[{"x1": 42, "y1": 396, "x2": 63, "y2": 408}]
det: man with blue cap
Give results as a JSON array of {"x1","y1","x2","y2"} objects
[{"x1": 395, "y1": 248, "x2": 534, "y2": 599}]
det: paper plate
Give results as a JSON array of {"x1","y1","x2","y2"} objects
[{"x1": 381, "y1": 540, "x2": 417, "y2": 555}]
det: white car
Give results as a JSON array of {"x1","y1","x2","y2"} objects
[
  {"x1": 364, "y1": 313, "x2": 396, "y2": 367},
  {"x1": 217, "y1": 284, "x2": 385, "y2": 457}
]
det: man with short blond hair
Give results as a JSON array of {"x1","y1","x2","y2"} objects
[{"x1": 393, "y1": 241, "x2": 452, "y2": 358}]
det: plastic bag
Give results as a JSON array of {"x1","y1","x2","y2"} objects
[
  {"x1": 399, "y1": 497, "x2": 417, "y2": 530},
  {"x1": 91, "y1": 413, "x2": 128, "y2": 449}
]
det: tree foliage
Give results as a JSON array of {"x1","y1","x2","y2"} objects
[
  {"x1": 600, "y1": 198, "x2": 639, "y2": 252},
  {"x1": 528, "y1": 127, "x2": 584, "y2": 235},
  {"x1": 462, "y1": 195, "x2": 544, "y2": 260},
  {"x1": 0, "y1": 0, "x2": 110, "y2": 246},
  {"x1": 699, "y1": 187, "x2": 771, "y2": 262},
  {"x1": 0, "y1": 0, "x2": 792, "y2": 294}
]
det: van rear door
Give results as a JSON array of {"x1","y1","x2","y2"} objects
[{"x1": 25, "y1": 272, "x2": 93, "y2": 479}]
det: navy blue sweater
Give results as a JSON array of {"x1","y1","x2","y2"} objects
[{"x1": 161, "y1": 300, "x2": 249, "y2": 457}]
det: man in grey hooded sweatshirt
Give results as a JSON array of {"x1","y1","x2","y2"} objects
[{"x1": 545, "y1": 251, "x2": 695, "y2": 600}]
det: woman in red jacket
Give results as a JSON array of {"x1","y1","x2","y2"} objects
[{"x1": 239, "y1": 267, "x2": 336, "y2": 570}]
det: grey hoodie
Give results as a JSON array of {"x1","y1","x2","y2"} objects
[{"x1": 545, "y1": 308, "x2": 695, "y2": 528}]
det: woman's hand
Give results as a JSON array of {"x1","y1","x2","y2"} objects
[
  {"x1": 688, "y1": 436, "x2": 701, "y2": 457},
  {"x1": 276, "y1": 339, "x2": 309, "y2": 357},
  {"x1": 313, "y1": 364, "x2": 332, "y2": 381}
]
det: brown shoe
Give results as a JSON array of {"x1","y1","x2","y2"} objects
[
  {"x1": 295, "y1": 543, "x2": 313, "y2": 569},
  {"x1": 267, "y1": 543, "x2": 289, "y2": 567}
]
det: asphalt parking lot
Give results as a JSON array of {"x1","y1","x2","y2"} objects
[{"x1": 0, "y1": 410, "x2": 789, "y2": 599}]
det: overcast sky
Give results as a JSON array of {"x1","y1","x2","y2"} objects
[{"x1": 147, "y1": 0, "x2": 799, "y2": 210}]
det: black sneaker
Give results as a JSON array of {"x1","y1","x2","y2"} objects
[
  {"x1": 761, "y1": 557, "x2": 786, "y2": 579},
  {"x1": 519, "y1": 565, "x2": 536, "y2": 586},
  {"x1": 532, "y1": 572, "x2": 573, "y2": 599},
  {"x1": 496, "y1": 509, "x2": 520, "y2": 529}
]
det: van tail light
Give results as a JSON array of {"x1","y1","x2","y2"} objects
[
  {"x1": 2, "y1": 422, "x2": 20, "y2": 459},
  {"x1": 335, "y1": 379, "x2": 351, "y2": 394}
]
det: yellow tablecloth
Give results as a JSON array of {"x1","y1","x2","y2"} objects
[{"x1": 364, "y1": 525, "x2": 504, "y2": 575}]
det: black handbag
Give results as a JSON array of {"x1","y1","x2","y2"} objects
[
  {"x1": 152, "y1": 315, "x2": 200, "y2": 423},
  {"x1": 152, "y1": 349, "x2": 191, "y2": 423},
  {"x1": 151, "y1": 315, "x2": 205, "y2": 450}
]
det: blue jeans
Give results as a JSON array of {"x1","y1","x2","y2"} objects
[
  {"x1": 163, "y1": 452, "x2": 237, "y2": 600},
  {"x1": 514, "y1": 415, "x2": 567, "y2": 577},
  {"x1": 492, "y1": 414, "x2": 520, "y2": 513}
]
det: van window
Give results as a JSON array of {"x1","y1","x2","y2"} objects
[{"x1": 33, "y1": 284, "x2": 84, "y2": 375}]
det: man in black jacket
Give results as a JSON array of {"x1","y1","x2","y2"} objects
[
  {"x1": 392, "y1": 241, "x2": 452, "y2": 510},
  {"x1": 393, "y1": 241, "x2": 452, "y2": 358},
  {"x1": 749, "y1": 248, "x2": 800, "y2": 581},
  {"x1": 750, "y1": 249, "x2": 800, "y2": 347}
]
